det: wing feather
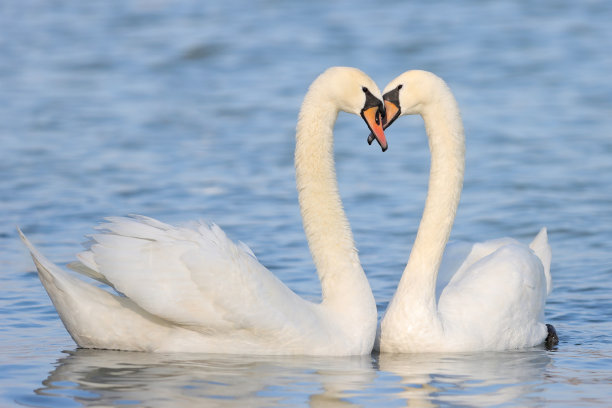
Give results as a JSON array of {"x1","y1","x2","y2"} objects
[
  {"x1": 439, "y1": 242, "x2": 548, "y2": 348},
  {"x1": 80, "y1": 216, "x2": 309, "y2": 335}
]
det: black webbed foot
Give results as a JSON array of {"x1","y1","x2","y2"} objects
[{"x1": 545, "y1": 323, "x2": 559, "y2": 350}]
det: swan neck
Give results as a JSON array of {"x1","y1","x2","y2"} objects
[
  {"x1": 294, "y1": 88, "x2": 370, "y2": 308},
  {"x1": 396, "y1": 91, "x2": 465, "y2": 312}
]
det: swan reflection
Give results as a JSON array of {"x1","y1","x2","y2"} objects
[
  {"x1": 377, "y1": 349, "x2": 552, "y2": 407},
  {"x1": 36, "y1": 349, "x2": 376, "y2": 407},
  {"x1": 35, "y1": 347, "x2": 552, "y2": 406}
]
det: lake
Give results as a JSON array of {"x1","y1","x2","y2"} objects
[{"x1": 1, "y1": 0, "x2": 611, "y2": 406}]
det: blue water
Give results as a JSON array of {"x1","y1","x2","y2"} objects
[{"x1": 1, "y1": 0, "x2": 611, "y2": 406}]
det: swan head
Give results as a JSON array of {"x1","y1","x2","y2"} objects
[
  {"x1": 315, "y1": 67, "x2": 388, "y2": 151},
  {"x1": 367, "y1": 71, "x2": 450, "y2": 147},
  {"x1": 382, "y1": 70, "x2": 449, "y2": 127}
]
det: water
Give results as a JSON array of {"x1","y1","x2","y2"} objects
[{"x1": 1, "y1": 0, "x2": 611, "y2": 406}]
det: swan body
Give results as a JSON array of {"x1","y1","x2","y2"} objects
[
  {"x1": 20, "y1": 67, "x2": 388, "y2": 355},
  {"x1": 377, "y1": 70, "x2": 553, "y2": 353}
]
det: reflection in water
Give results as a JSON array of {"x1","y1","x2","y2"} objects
[
  {"x1": 377, "y1": 350, "x2": 552, "y2": 407},
  {"x1": 34, "y1": 348, "x2": 554, "y2": 407},
  {"x1": 36, "y1": 349, "x2": 376, "y2": 407}
]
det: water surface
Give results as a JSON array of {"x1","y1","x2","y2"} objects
[{"x1": 1, "y1": 0, "x2": 611, "y2": 406}]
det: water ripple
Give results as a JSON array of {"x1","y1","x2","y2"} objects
[{"x1": 1, "y1": 0, "x2": 611, "y2": 406}]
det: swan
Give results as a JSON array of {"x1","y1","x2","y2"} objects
[
  {"x1": 373, "y1": 70, "x2": 557, "y2": 353},
  {"x1": 19, "y1": 66, "x2": 388, "y2": 355}
]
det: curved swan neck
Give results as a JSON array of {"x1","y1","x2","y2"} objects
[
  {"x1": 294, "y1": 84, "x2": 368, "y2": 307},
  {"x1": 393, "y1": 85, "x2": 465, "y2": 313}
]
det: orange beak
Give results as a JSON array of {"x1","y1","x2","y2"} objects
[
  {"x1": 361, "y1": 106, "x2": 388, "y2": 152},
  {"x1": 368, "y1": 86, "x2": 403, "y2": 146},
  {"x1": 382, "y1": 100, "x2": 401, "y2": 129}
]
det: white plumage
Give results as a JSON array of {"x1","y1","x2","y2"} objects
[
  {"x1": 377, "y1": 70, "x2": 554, "y2": 353},
  {"x1": 20, "y1": 67, "x2": 387, "y2": 355}
]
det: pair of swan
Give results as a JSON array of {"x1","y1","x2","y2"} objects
[{"x1": 20, "y1": 67, "x2": 555, "y2": 355}]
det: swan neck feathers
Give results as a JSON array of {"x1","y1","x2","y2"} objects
[
  {"x1": 391, "y1": 72, "x2": 465, "y2": 318},
  {"x1": 294, "y1": 68, "x2": 376, "y2": 321}
]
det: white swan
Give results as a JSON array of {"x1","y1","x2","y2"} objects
[
  {"x1": 19, "y1": 67, "x2": 388, "y2": 355},
  {"x1": 375, "y1": 70, "x2": 556, "y2": 353}
]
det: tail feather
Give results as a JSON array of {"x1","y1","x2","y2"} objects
[
  {"x1": 529, "y1": 227, "x2": 552, "y2": 295},
  {"x1": 18, "y1": 228, "x2": 64, "y2": 288},
  {"x1": 17, "y1": 227, "x2": 160, "y2": 350},
  {"x1": 17, "y1": 228, "x2": 108, "y2": 297}
]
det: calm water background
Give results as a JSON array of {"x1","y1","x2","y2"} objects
[{"x1": 1, "y1": 0, "x2": 611, "y2": 406}]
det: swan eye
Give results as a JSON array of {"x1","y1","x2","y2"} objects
[
  {"x1": 397, "y1": 85, "x2": 403, "y2": 90},
  {"x1": 362, "y1": 87, "x2": 368, "y2": 93}
]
